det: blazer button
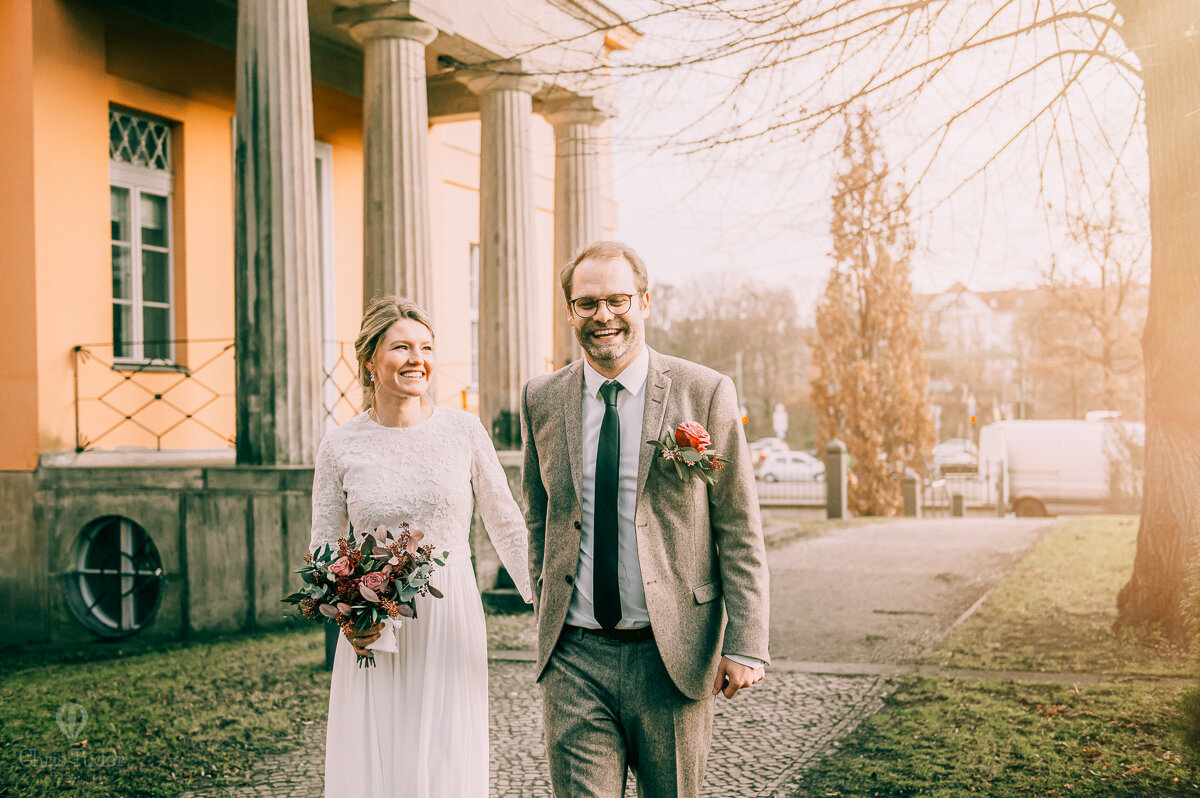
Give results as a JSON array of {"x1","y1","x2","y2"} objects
[
  {"x1": 565, "y1": 574, "x2": 575, "y2": 585},
  {"x1": 573, "y1": 521, "x2": 582, "y2": 530}
]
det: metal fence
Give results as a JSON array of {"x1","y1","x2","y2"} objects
[
  {"x1": 921, "y1": 474, "x2": 995, "y2": 515},
  {"x1": 753, "y1": 470, "x2": 998, "y2": 513},
  {"x1": 755, "y1": 477, "x2": 827, "y2": 507},
  {"x1": 72, "y1": 339, "x2": 237, "y2": 453},
  {"x1": 71, "y1": 340, "x2": 476, "y2": 454}
]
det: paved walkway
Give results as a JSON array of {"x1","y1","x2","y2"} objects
[
  {"x1": 184, "y1": 516, "x2": 1057, "y2": 797},
  {"x1": 767, "y1": 517, "x2": 1048, "y2": 663},
  {"x1": 183, "y1": 658, "x2": 892, "y2": 797}
]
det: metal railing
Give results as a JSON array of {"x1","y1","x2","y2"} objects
[
  {"x1": 921, "y1": 473, "x2": 995, "y2": 514},
  {"x1": 72, "y1": 339, "x2": 236, "y2": 453},
  {"x1": 754, "y1": 476, "x2": 827, "y2": 507},
  {"x1": 71, "y1": 340, "x2": 479, "y2": 454}
]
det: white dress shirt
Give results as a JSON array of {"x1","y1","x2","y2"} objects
[
  {"x1": 566, "y1": 346, "x2": 651, "y2": 630},
  {"x1": 564, "y1": 347, "x2": 764, "y2": 671}
]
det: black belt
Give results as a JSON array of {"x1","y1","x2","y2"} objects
[{"x1": 565, "y1": 624, "x2": 654, "y2": 643}]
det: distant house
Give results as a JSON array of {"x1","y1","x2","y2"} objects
[
  {"x1": 915, "y1": 278, "x2": 1147, "y2": 435},
  {"x1": 914, "y1": 282, "x2": 1043, "y2": 436}
]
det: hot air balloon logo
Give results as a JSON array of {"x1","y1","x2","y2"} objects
[{"x1": 56, "y1": 704, "x2": 88, "y2": 744}]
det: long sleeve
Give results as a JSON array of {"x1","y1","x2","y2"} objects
[
  {"x1": 521, "y1": 380, "x2": 547, "y2": 608},
  {"x1": 469, "y1": 415, "x2": 533, "y2": 603},
  {"x1": 310, "y1": 435, "x2": 349, "y2": 553},
  {"x1": 706, "y1": 375, "x2": 771, "y2": 664}
]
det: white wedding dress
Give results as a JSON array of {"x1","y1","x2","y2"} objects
[{"x1": 310, "y1": 406, "x2": 532, "y2": 798}]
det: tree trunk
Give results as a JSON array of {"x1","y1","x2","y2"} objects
[{"x1": 1113, "y1": 0, "x2": 1200, "y2": 636}]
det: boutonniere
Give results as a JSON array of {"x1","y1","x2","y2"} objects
[{"x1": 648, "y1": 422, "x2": 729, "y2": 486}]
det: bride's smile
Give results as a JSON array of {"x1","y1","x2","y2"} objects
[{"x1": 369, "y1": 318, "x2": 436, "y2": 401}]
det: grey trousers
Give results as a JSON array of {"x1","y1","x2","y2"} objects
[{"x1": 540, "y1": 627, "x2": 714, "y2": 798}]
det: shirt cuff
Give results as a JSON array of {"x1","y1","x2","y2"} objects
[{"x1": 723, "y1": 653, "x2": 764, "y2": 670}]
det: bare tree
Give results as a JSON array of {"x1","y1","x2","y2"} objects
[
  {"x1": 1019, "y1": 199, "x2": 1147, "y2": 420},
  {"x1": 646, "y1": 279, "x2": 813, "y2": 444},
  {"x1": 503, "y1": 0, "x2": 1200, "y2": 635}
]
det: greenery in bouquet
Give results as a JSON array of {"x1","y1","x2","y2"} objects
[{"x1": 283, "y1": 523, "x2": 447, "y2": 666}]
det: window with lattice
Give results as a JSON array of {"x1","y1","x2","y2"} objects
[{"x1": 109, "y1": 108, "x2": 175, "y2": 363}]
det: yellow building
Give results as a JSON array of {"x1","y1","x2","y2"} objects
[{"x1": 0, "y1": 0, "x2": 634, "y2": 644}]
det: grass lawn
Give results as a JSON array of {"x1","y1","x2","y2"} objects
[
  {"x1": 0, "y1": 625, "x2": 328, "y2": 797},
  {"x1": 795, "y1": 515, "x2": 1200, "y2": 797},
  {"x1": 930, "y1": 515, "x2": 1191, "y2": 676}
]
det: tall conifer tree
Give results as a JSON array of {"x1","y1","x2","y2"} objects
[{"x1": 812, "y1": 110, "x2": 936, "y2": 516}]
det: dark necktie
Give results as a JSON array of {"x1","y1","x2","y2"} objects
[{"x1": 594, "y1": 380, "x2": 624, "y2": 629}]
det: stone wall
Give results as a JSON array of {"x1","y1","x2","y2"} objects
[
  {"x1": 5, "y1": 464, "x2": 313, "y2": 646},
  {"x1": 0, "y1": 472, "x2": 42, "y2": 644},
  {"x1": 2, "y1": 458, "x2": 525, "y2": 647}
]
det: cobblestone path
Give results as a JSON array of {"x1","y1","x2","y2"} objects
[{"x1": 184, "y1": 660, "x2": 892, "y2": 798}]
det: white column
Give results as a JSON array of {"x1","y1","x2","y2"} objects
[
  {"x1": 543, "y1": 96, "x2": 609, "y2": 370},
  {"x1": 336, "y1": 5, "x2": 437, "y2": 308},
  {"x1": 460, "y1": 71, "x2": 542, "y2": 449},
  {"x1": 234, "y1": 0, "x2": 322, "y2": 465}
]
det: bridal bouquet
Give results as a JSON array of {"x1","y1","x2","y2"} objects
[{"x1": 284, "y1": 523, "x2": 448, "y2": 667}]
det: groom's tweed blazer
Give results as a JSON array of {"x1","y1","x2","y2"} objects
[{"x1": 521, "y1": 348, "x2": 770, "y2": 700}]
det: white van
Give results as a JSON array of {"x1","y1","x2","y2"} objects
[{"x1": 978, "y1": 418, "x2": 1143, "y2": 516}]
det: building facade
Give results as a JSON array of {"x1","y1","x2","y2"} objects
[{"x1": 0, "y1": 0, "x2": 634, "y2": 645}]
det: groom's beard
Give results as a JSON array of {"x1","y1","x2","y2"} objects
[{"x1": 577, "y1": 318, "x2": 639, "y2": 366}]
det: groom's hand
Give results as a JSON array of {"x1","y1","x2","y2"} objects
[{"x1": 712, "y1": 656, "x2": 765, "y2": 699}]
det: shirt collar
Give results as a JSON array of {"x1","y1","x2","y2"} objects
[{"x1": 582, "y1": 345, "x2": 650, "y2": 399}]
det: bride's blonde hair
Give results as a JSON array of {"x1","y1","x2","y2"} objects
[{"x1": 354, "y1": 295, "x2": 436, "y2": 410}]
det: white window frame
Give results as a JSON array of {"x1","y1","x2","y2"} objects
[
  {"x1": 469, "y1": 243, "x2": 480, "y2": 392},
  {"x1": 314, "y1": 141, "x2": 339, "y2": 430},
  {"x1": 69, "y1": 516, "x2": 164, "y2": 636},
  {"x1": 110, "y1": 159, "x2": 176, "y2": 365}
]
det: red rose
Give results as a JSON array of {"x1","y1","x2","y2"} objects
[
  {"x1": 359, "y1": 570, "x2": 389, "y2": 603},
  {"x1": 675, "y1": 422, "x2": 711, "y2": 452},
  {"x1": 361, "y1": 571, "x2": 388, "y2": 592}
]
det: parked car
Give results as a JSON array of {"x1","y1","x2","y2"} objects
[
  {"x1": 931, "y1": 438, "x2": 978, "y2": 475},
  {"x1": 757, "y1": 451, "x2": 824, "y2": 482},
  {"x1": 748, "y1": 437, "x2": 789, "y2": 467}
]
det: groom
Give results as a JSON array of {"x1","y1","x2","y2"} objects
[{"x1": 521, "y1": 241, "x2": 771, "y2": 796}]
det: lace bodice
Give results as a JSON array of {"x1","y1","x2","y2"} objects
[{"x1": 310, "y1": 407, "x2": 531, "y2": 602}]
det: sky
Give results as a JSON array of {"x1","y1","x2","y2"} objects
[{"x1": 601, "y1": 2, "x2": 1149, "y2": 311}]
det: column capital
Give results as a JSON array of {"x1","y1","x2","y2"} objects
[
  {"x1": 333, "y1": 3, "x2": 439, "y2": 44},
  {"x1": 456, "y1": 66, "x2": 542, "y2": 98},
  {"x1": 540, "y1": 94, "x2": 611, "y2": 128}
]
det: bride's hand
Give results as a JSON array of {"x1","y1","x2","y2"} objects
[{"x1": 344, "y1": 622, "x2": 385, "y2": 658}]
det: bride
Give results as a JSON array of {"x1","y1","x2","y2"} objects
[{"x1": 309, "y1": 295, "x2": 532, "y2": 798}]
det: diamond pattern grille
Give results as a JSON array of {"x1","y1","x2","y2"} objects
[
  {"x1": 109, "y1": 109, "x2": 171, "y2": 171},
  {"x1": 71, "y1": 340, "x2": 477, "y2": 453}
]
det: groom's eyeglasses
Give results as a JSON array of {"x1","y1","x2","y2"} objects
[{"x1": 569, "y1": 293, "x2": 638, "y2": 318}]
